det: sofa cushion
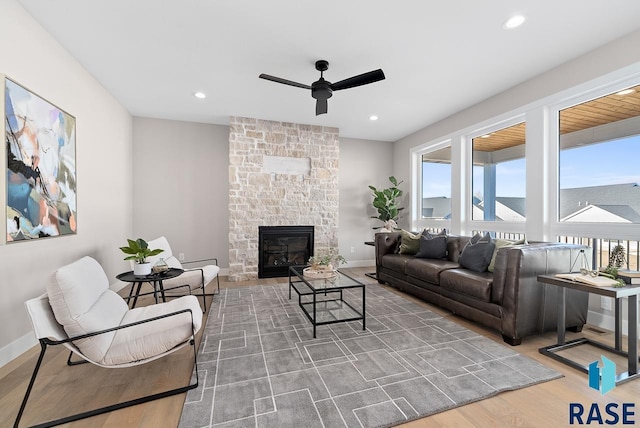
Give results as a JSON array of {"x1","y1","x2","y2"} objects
[
  {"x1": 416, "y1": 229, "x2": 447, "y2": 259},
  {"x1": 381, "y1": 254, "x2": 413, "y2": 274},
  {"x1": 459, "y1": 233, "x2": 495, "y2": 272},
  {"x1": 399, "y1": 229, "x2": 423, "y2": 255},
  {"x1": 487, "y1": 237, "x2": 528, "y2": 272},
  {"x1": 446, "y1": 236, "x2": 470, "y2": 262},
  {"x1": 405, "y1": 258, "x2": 459, "y2": 285},
  {"x1": 440, "y1": 269, "x2": 494, "y2": 302}
]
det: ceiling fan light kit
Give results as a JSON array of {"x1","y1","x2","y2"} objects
[{"x1": 259, "y1": 60, "x2": 385, "y2": 116}]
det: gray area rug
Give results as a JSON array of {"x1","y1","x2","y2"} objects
[{"x1": 179, "y1": 282, "x2": 561, "y2": 428}]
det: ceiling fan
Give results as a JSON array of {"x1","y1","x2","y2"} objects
[{"x1": 259, "y1": 60, "x2": 385, "y2": 116}]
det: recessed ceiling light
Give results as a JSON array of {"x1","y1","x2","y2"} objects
[
  {"x1": 194, "y1": 92, "x2": 206, "y2": 99},
  {"x1": 616, "y1": 88, "x2": 635, "y2": 96},
  {"x1": 369, "y1": 115, "x2": 379, "y2": 121},
  {"x1": 480, "y1": 134, "x2": 491, "y2": 138},
  {"x1": 503, "y1": 15, "x2": 525, "y2": 30}
]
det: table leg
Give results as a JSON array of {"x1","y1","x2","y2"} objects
[
  {"x1": 127, "y1": 283, "x2": 135, "y2": 303},
  {"x1": 313, "y1": 290, "x2": 317, "y2": 338},
  {"x1": 158, "y1": 280, "x2": 167, "y2": 302},
  {"x1": 557, "y1": 287, "x2": 566, "y2": 345},
  {"x1": 151, "y1": 281, "x2": 159, "y2": 304},
  {"x1": 362, "y1": 285, "x2": 366, "y2": 331},
  {"x1": 131, "y1": 282, "x2": 143, "y2": 308},
  {"x1": 629, "y1": 294, "x2": 638, "y2": 375},
  {"x1": 615, "y1": 297, "x2": 623, "y2": 351}
]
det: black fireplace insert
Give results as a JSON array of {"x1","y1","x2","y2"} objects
[{"x1": 258, "y1": 226, "x2": 314, "y2": 278}]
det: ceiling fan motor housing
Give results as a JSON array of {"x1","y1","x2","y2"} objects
[{"x1": 312, "y1": 79, "x2": 333, "y2": 100}]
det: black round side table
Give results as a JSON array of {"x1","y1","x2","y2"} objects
[{"x1": 116, "y1": 268, "x2": 184, "y2": 307}]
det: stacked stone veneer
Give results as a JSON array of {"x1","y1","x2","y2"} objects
[{"x1": 228, "y1": 117, "x2": 339, "y2": 281}]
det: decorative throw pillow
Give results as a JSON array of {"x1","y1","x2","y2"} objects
[
  {"x1": 459, "y1": 232, "x2": 495, "y2": 272},
  {"x1": 487, "y1": 236, "x2": 528, "y2": 272},
  {"x1": 399, "y1": 229, "x2": 423, "y2": 255},
  {"x1": 416, "y1": 229, "x2": 448, "y2": 259}
]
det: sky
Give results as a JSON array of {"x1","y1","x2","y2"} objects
[{"x1": 423, "y1": 134, "x2": 640, "y2": 198}]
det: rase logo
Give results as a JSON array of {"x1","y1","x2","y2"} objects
[
  {"x1": 569, "y1": 356, "x2": 636, "y2": 425},
  {"x1": 589, "y1": 355, "x2": 616, "y2": 395}
]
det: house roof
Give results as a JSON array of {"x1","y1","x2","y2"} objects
[
  {"x1": 421, "y1": 197, "x2": 452, "y2": 219},
  {"x1": 562, "y1": 204, "x2": 640, "y2": 223},
  {"x1": 496, "y1": 197, "x2": 526, "y2": 217},
  {"x1": 559, "y1": 183, "x2": 640, "y2": 219}
]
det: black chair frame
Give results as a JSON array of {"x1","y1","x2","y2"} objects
[
  {"x1": 14, "y1": 308, "x2": 199, "y2": 428},
  {"x1": 173, "y1": 257, "x2": 221, "y2": 312}
]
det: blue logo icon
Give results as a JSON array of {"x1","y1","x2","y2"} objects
[{"x1": 588, "y1": 355, "x2": 615, "y2": 395}]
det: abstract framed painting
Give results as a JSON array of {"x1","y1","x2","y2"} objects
[{"x1": 3, "y1": 76, "x2": 76, "y2": 243}]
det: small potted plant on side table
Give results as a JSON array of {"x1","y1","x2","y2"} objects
[{"x1": 119, "y1": 238, "x2": 163, "y2": 276}]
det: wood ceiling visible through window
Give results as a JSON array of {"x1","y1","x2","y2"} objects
[{"x1": 472, "y1": 84, "x2": 640, "y2": 152}]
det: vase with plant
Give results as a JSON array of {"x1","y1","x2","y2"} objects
[
  {"x1": 607, "y1": 245, "x2": 626, "y2": 269},
  {"x1": 599, "y1": 244, "x2": 628, "y2": 287},
  {"x1": 369, "y1": 176, "x2": 404, "y2": 231},
  {"x1": 119, "y1": 238, "x2": 163, "y2": 276},
  {"x1": 305, "y1": 250, "x2": 347, "y2": 278}
]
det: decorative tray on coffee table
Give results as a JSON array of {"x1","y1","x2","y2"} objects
[{"x1": 303, "y1": 266, "x2": 337, "y2": 279}]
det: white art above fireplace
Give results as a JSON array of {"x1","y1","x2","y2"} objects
[{"x1": 262, "y1": 155, "x2": 311, "y2": 176}]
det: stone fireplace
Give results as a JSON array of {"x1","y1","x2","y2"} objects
[{"x1": 228, "y1": 117, "x2": 339, "y2": 281}]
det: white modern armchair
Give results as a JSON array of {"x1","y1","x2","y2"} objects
[
  {"x1": 14, "y1": 256, "x2": 202, "y2": 428},
  {"x1": 144, "y1": 236, "x2": 220, "y2": 312}
]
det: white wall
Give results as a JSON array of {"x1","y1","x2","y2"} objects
[
  {"x1": 339, "y1": 137, "x2": 394, "y2": 265},
  {"x1": 132, "y1": 117, "x2": 229, "y2": 269},
  {"x1": 0, "y1": 0, "x2": 133, "y2": 366}
]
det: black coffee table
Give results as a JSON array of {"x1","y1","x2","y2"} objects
[
  {"x1": 116, "y1": 268, "x2": 184, "y2": 307},
  {"x1": 288, "y1": 265, "x2": 365, "y2": 338}
]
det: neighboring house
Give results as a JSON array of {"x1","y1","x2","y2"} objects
[
  {"x1": 422, "y1": 182, "x2": 640, "y2": 223},
  {"x1": 561, "y1": 204, "x2": 640, "y2": 223},
  {"x1": 421, "y1": 196, "x2": 453, "y2": 219},
  {"x1": 560, "y1": 183, "x2": 640, "y2": 223}
]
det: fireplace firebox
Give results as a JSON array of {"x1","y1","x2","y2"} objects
[{"x1": 258, "y1": 226, "x2": 314, "y2": 278}]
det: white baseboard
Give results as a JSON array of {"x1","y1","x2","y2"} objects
[
  {"x1": 343, "y1": 260, "x2": 375, "y2": 268},
  {"x1": 586, "y1": 309, "x2": 640, "y2": 337},
  {"x1": 0, "y1": 332, "x2": 37, "y2": 369},
  {"x1": 588, "y1": 310, "x2": 616, "y2": 333}
]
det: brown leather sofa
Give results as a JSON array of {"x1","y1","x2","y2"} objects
[{"x1": 375, "y1": 232, "x2": 589, "y2": 345}]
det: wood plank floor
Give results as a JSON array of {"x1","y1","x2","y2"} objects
[{"x1": 2, "y1": 267, "x2": 639, "y2": 427}]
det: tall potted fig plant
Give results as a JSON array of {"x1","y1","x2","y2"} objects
[{"x1": 369, "y1": 176, "x2": 404, "y2": 231}]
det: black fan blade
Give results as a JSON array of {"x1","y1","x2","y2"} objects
[
  {"x1": 316, "y1": 98, "x2": 328, "y2": 115},
  {"x1": 259, "y1": 74, "x2": 311, "y2": 90},
  {"x1": 331, "y1": 69, "x2": 385, "y2": 91}
]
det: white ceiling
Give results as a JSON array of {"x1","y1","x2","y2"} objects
[{"x1": 17, "y1": 0, "x2": 640, "y2": 142}]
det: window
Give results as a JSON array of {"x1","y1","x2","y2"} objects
[
  {"x1": 559, "y1": 84, "x2": 640, "y2": 224},
  {"x1": 471, "y1": 123, "x2": 526, "y2": 221},
  {"x1": 422, "y1": 146, "x2": 451, "y2": 219}
]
